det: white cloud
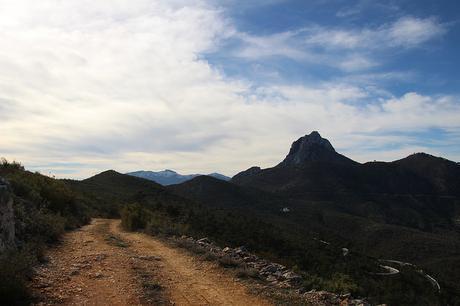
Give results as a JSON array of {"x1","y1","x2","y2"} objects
[
  {"x1": 0, "y1": 1, "x2": 458, "y2": 178},
  {"x1": 229, "y1": 16, "x2": 445, "y2": 72},
  {"x1": 305, "y1": 17, "x2": 445, "y2": 50},
  {"x1": 387, "y1": 17, "x2": 446, "y2": 47},
  {"x1": 338, "y1": 55, "x2": 378, "y2": 72},
  {"x1": 234, "y1": 31, "x2": 312, "y2": 60},
  {"x1": 335, "y1": 0, "x2": 400, "y2": 18},
  {"x1": 305, "y1": 28, "x2": 366, "y2": 49}
]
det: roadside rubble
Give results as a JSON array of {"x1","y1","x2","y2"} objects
[{"x1": 175, "y1": 235, "x2": 371, "y2": 306}]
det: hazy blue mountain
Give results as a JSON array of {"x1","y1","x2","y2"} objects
[{"x1": 126, "y1": 169, "x2": 230, "y2": 185}]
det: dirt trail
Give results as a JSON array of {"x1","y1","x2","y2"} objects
[
  {"x1": 112, "y1": 220, "x2": 271, "y2": 306},
  {"x1": 30, "y1": 218, "x2": 272, "y2": 306}
]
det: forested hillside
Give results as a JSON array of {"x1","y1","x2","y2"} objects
[{"x1": 69, "y1": 170, "x2": 447, "y2": 305}]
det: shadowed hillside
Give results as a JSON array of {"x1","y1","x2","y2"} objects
[
  {"x1": 170, "y1": 132, "x2": 460, "y2": 303},
  {"x1": 63, "y1": 169, "x2": 445, "y2": 304}
]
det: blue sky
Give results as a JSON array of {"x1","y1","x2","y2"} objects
[
  {"x1": 0, "y1": 0, "x2": 459, "y2": 178},
  {"x1": 209, "y1": 0, "x2": 460, "y2": 94},
  {"x1": 208, "y1": 0, "x2": 460, "y2": 160}
]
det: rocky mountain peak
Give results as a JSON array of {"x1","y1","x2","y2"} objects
[
  {"x1": 293, "y1": 131, "x2": 335, "y2": 152},
  {"x1": 279, "y1": 131, "x2": 352, "y2": 166}
]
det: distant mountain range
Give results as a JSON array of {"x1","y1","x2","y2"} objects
[{"x1": 126, "y1": 169, "x2": 230, "y2": 185}]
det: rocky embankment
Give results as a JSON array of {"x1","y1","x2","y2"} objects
[
  {"x1": 0, "y1": 177, "x2": 15, "y2": 252},
  {"x1": 174, "y1": 235, "x2": 370, "y2": 305}
]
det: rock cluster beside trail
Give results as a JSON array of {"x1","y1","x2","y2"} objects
[
  {"x1": 190, "y1": 237, "x2": 303, "y2": 288},
  {"x1": 178, "y1": 236, "x2": 370, "y2": 306},
  {"x1": 0, "y1": 177, "x2": 15, "y2": 253}
]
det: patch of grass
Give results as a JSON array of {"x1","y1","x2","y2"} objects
[
  {"x1": 131, "y1": 263, "x2": 168, "y2": 305},
  {"x1": 218, "y1": 255, "x2": 242, "y2": 268},
  {"x1": 235, "y1": 267, "x2": 260, "y2": 279},
  {"x1": 302, "y1": 272, "x2": 359, "y2": 294},
  {"x1": 174, "y1": 239, "x2": 207, "y2": 255},
  {"x1": 105, "y1": 235, "x2": 129, "y2": 248},
  {"x1": 201, "y1": 251, "x2": 219, "y2": 261},
  {"x1": 188, "y1": 244, "x2": 206, "y2": 255},
  {"x1": 263, "y1": 290, "x2": 307, "y2": 306}
]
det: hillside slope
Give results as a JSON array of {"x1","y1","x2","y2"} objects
[
  {"x1": 0, "y1": 160, "x2": 92, "y2": 304},
  {"x1": 61, "y1": 169, "x2": 443, "y2": 304},
  {"x1": 170, "y1": 132, "x2": 460, "y2": 303}
]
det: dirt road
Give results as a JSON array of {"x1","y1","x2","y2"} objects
[{"x1": 30, "y1": 219, "x2": 272, "y2": 306}]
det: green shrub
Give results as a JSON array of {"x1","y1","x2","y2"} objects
[
  {"x1": 0, "y1": 158, "x2": 92, "y2": 304},
  {"x1": 120, "y1": 204, "x2": 149, "y2": 231},
  {"x1": 302, "y1": 273, "x2": 359, "y2": 295},
  {"x1": 34, "y1": 211, "x2": 66, "y2": 242},
  {"x1": 323, "y1": 273, "x2": 359, "y2": 294}
]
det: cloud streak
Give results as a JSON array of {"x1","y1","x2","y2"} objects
[
  {"x1": 229, "y1": 16, "x2": 445, "y2": 72},
  {"x1": 305, "y1": 17, "x2": 446, "y2": 49}
]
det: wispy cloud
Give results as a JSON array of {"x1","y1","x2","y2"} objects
[
  {"x1": 387, "y1": 17, "x2": 446, "y2": 47},
  {"x1": 335, "y1": 0, "x2": 400, "y2": 18},
  {"x1": 338, "y1": 55, "x2": 379, "y2": 72},
  {"x1": 228, "y1": 16, "x2": 446, "y2": 72},
  {"x1": 233, "y1": 31, "x2": 312, "y2": 60},
  {"x1": 305, "y1": 16, "x2": 446, "y2": 49}
]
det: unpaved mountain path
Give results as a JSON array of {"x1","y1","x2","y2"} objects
[{"x1": 30, "y1": 218, "x2": 272, "y2": 306}]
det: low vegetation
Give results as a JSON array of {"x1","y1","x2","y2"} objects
[
  {"x1": 235, "y1": 267, "x2": 260, "y2": 279},
  {"x1": 217, "y1": 255, "x2": 242, "y2": 268},
  {"x1": 131, "y1": 264, "x2": 166, "y2": 304},
  {"x1": 0, "y1": 159, "x2": 92, "y2": 305},
  {"x1": 105, "y1": 234, "x2": 129, "y2": 248},
  {"x1": 119, "y1": 197, "x2": 443, "y2": 304}
]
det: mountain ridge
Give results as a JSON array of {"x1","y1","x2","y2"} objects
[{"x1": 232, "y1": 131, "x2": 460, "y2": 196}]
